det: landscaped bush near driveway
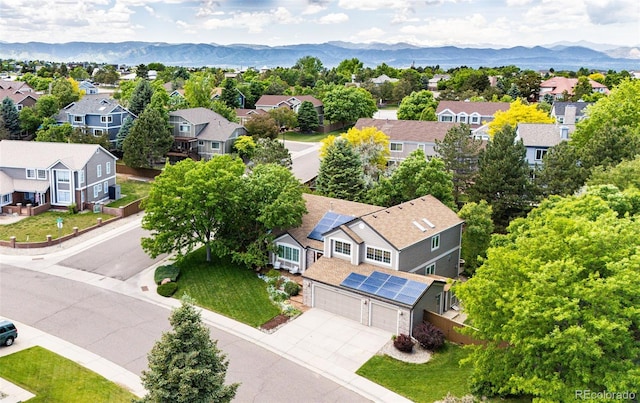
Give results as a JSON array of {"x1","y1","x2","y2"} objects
[
  {"x1": 413, "y1": 322, "x2": 445, "y2": 351},
  {"x1": 284, "y1": 281, "x2": 300, "y2": 296},
  {"x1": 157, "y1": 282, "x2": 178, "y2": 297},
  {"x1": 393, "y1": 334, "x2": 415, "y2": 353},
  {"x1": 154, "y1": 264, "x2": 180, "y2": 284}
]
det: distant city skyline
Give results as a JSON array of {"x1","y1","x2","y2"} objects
[{"x1": 0, "y1": 0, "x2": 638, "y2": 49}]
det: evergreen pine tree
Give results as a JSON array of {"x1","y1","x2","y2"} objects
[
  {"x1": 1, "y1": 97, "x2": 21, "y2": 139},
  {"x1": 115, "y1": 116, "x2": 134, "y2": 151},
  {"x1": 139, "y1": 296, "x2": 239, "y2": 403},
  {"x1": 123, "y1": 108, "x2": 173, "y2": 168},
  {"x1": 219, "y1": 78, "x2": 240, "y2": 108},
  {"x1": 297, "y1": 100, "x2": 319, "y2": 133},
  {"x1": 316, "y1": 138, "x2": 365, "y2": 201},
  {"x1": 129, "y1": 80, "x2": 153, "y2": 116},
  {"x1": 468, "y1": 125, "x2": 536, "y2": 230}
]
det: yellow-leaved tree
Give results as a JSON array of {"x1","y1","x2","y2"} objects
[{"x1": 487, "y1": 98, "x2": 554, "y2": 137}]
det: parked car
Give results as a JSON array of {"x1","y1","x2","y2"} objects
[{"x1": 0, "y1": 319, "x2": 18, "y2": 346}]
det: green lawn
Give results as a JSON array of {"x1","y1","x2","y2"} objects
[
  {"x1": 281, "y1": 125, "x2": 353, "y2": 143},
  {"x1": 106, "y1": 179, "x2": 152, "y2": 207},
  {"x1": 174, "y1": 249, "x2": 281, "y2": 327},
  {"x1": 0, "y1": 211, "x2": 114, "y2": 242},
  {"x1": 0, "y1": 346, "x2": 137, "y2": 403},
  {"x1": 357, "y1": 343, "x2": 474, "y2": 403},
  {"x1": 357, "y1": 343, "x2": 532, "y2": 403}
]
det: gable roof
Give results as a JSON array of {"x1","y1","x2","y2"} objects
[
  {"x1": 354, "y1": 118, "x2": 458, "y2": 143},
  {"x1": 0, "y1": 140, "x2": 116, "y2": 170},
  {"x1": 255, "y1": 95, "x2": 322, "y2": 108},
  {"x1": 436, "y1": 101, "x2": 510, "y2": 116},
  {"x1": 550, "y1": 101, "x2": 592, "y2": 117},
  {"x1": 0, "y1": 89, "x2": 39, "y2": 104},
  {"x1": 235, "y1": 108, "x2": 268, "y2": 118},
  {"x1": 0, "y1": 80, "x2": 33, "y2": 92},
  {"x1": 278, "y1": 193, "x2": 383, "y2": 251},
  {"x1": 60, "y1": 94, "x2": 127, "y2": 116},
  {"x1": 540, "y1": 77, "x2": 608, "y2": 95},
  {"x1": 358, "y1": 195, "x2": 463, "y2": 250},
  {"x1": 169, "y1": 107, "x2": 244, "y2": 142},
  {"x1": 516, "y1": 123, "x2": 569, "y2": 147}
]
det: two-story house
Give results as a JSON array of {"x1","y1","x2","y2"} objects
[
  {"x1": 78, "y1": 80, "x2": 99, "y2": 95},
  {"x1": 255, "y1": 95, "x2": 324, "y2": 125},
  {"x1": 354, "y1": 118, "x2": 459, "y2": 163},
  {"x1": 168, "y1": 107, "x2": 247, "y2": 161},
  {"x1": 0, "y1": 140, "x2": 117, "y2": 213},
  {"x1": 272, "y1": 193, "x2": 463, "y2": 335},
  {"x1": 436, "y1": 101, "x2": 510, "y2": 129},
  {"x1": 539, "y1": 77, "x2": 609, "y2": 100},
  {"x1": 516, "y1": 123, "x2": 571, "y2": 168},
  {"x1": 56, "y1": 95, "x2": 136, "y2": 144},
  {"x1": 0, "y1": 79, "x2": 39, "y2": 111},
  {"x1": 550, "y1": 102, "x2": 591, "y2": 127}
]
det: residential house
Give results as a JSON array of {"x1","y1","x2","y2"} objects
[
  {"x1": 354, "y1": 118, "x2": 459, "y2": 162},
  {"x1": 436, "y1": 100, "x2": 510, "y2": 128},
  {"x1": 271, "y1": 193, "x2": 464, "y2": 334},
  {"x1": 0, "y1": 79, "x2": 38, "y2": 111},
  {"x1": 516, "y1": 123, "x2": 571, "y2": 167},
  {"x1": 168, "y1": 107, "x2": 247, "y2": 161},
  {"x1": 56, "y1": 94, "x2": 136, "y2": 144},
  {"x1": 0, "y1": 140, "x2": 117, "y2": 213},
  {"x1": 211, "y1": 87, "x2": 246, "y2": 108},
  {"x1": 550, "y1": 102, "x2": 591, "y2": 127},
  {"x1": 0, "y1": 80, "x2": 34, "y2": 93},
  {"x1": 235, "y1": 108, "x2": 268, "y2": 126},
  {"x1": 78, "y1": 80, "x2": 99, "y2": 95},
  {"x1": 162, "y1": 82, "x2": 185, "y2": 99},
  {"x1": 427, "y1": 74, "x2": 450, "y2": 91},
  {"x1": 255, "y1": 95, "x2": 324, "y2": 125},
  {"x1": 370, "y1": 74, "x2": 399, "y2": 85},
  {"x1": 539, "y1": 77, "x2": 609, "y2": 100}
]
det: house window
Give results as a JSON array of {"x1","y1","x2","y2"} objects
[
  {"x1": 211, "y1": 142, "x2": 220, "y2": 150},
  {"x1": 470, "y1": 115, "x2": 480, "y2": 124},
  {"x1": 78, "y1": 170, "x2": 85, "y2": 184},
  {"x1": 198, "y1": 141, "x2": 204, "y2": 146},
  {"x1": 334, "y1": 240, "x2": 351, "y2": 256},
  {"x1": 390, "y1": 143, "x2": 403, "y2": 152},
  {"x1": 277, "y1": 244, "x2": 300, "y2": 263},
  {"x1": 440, "y1": 115, "x2": 453, "y2": 122},
  {"x1": 103, "y1": 181, "x2": 108, "y2": 194},
  {"x1": 2, "y1": 194, "x2": 12, "y2": 204},
  {"x1": 94, "y1": 129, "x2": 104, "y2": 136},
  {"x1": 106, "y1": 162, "x2": 111, "y2": 175},
  {"x1": 93, "y1": 185, "x2": 100, "y2": 198},
  {"x1": 458, "y1": 115, "x2": 468, "y2": 123},
  {"x1": 97, "y1": 164, "x2": 102, "y2": 178},
  {"x1": 57, "y1": 171, "x2": 70, "y2": 183},
  {"x1": 179, "y1": 124, "x2": 190, "y2": 132},
  {"x1": 418, "y1": 144, "x2": 425, "y2": 151},
  {"x1": 74, "y1": 115, "x2": 84, "y2": 123},
  {"x1": 431, "y1": 234, "x2": 440, "y2": 251},
  {"x1": 425, "y1": 263, "x2": 435, "y2": 275},
  {"x1": 37, "y1": 169, "x2": 47, "y2": 180},
  {"x1": 57, "y1": 191, "x2": 71, "y2": 203},
  {"x1": 26, "y1": 168, "x2": 36, "y2": 179},
  {"x1": 535, "y1": 149, "x2": 547, "y2": 161},
  {"x1": 100, "y1": 115, "x2": 112, "y2": 123},
  {"x1": 366, "y1": 247, "x2": 391, "y2": 264}
]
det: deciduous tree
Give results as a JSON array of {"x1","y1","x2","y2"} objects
[
  {"x1": 123, "y1": 107, "x2": 173, "y2": 168},
  {"x1": 456, "y1": 191, "x2": 640, "y2": 401},
  {"x1": 396, "y1": 90, "x2": 438, "y2": 120},
  {"x1": 219, "y1": 78, "x2": 240, "y2": 108},
  {"x1": 268, "y1": 107, "x2": 297, "y2": 131},
  {"x1": 252, "y1": 138, "x2": 291, "y2": 168},
  {"x1": 323, "y1": 86, "x2": 377, "y2": 127},
  {"x1": 139, "y1": 296, "x2": 239, "y2": 403},
  {"x1": 457, "y1": 201, "x2": 493, "y2": 276},
  {"x1": 487, "y1": 98, "x2": 553, "y2": 136},
  {"x1": 245, "y1": 113, "x2": 279, "y2": 140},
  {"x1": 51, "y1": 77, "x2": 80, "y2": 108}
]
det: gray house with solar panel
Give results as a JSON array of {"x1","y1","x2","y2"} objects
[{"x1": 271, "y1": 192, "x2": 463, "y2": 335}]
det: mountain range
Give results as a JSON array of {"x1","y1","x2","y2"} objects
[{"x1": 0, "y1": 41, "x2": 638, "y2": 71}]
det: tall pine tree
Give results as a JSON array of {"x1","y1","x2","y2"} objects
[
  {"x1": 129, "y1": 79, "x2": 153, "y2": 116},
  {"x1": 1, "y1": 97, "x2": 21, "y2": 139},
  {"x1": 469, "y1": 125, "x2": 536, "y2": 230},
  {"x1": 316, "y1": 138, "x2": 365, "y2": 201},
  {"x1": 297, "y1": 100, "x2": 319, "y2": 133},
  {"x1": 123, "y1": 107, "x2": 173, "y2": 168},
  {"x1": 115, "y1": 116, "x2": 134, "y2": 151}
]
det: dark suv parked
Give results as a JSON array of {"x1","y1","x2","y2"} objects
[{"x1": 0, "y1": 319, "x2": 18, "y2": 347}]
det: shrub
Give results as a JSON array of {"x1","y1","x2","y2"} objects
[
  {"x1": 393, "y1": 333, "x2": 415, "y2": 353},
  {"x1": 68, "y1": 203, "x2": 78, "y2": 214},
  {"x1": 283, "y1": 281, "x2": 300, "y2": 297},
  {"x1": 154, "y1": 264, "x2": 180, "y2": 285},
  {"x1": 157, "y1": 282, "x2": 178, "y2": 297},
  {"x1": 413, "y1": 322, "x2": 445, "y2": 351}
]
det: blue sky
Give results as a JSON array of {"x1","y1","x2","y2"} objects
[{"x1": 0, "y1": 0, "x2": 638, "y2": 49}]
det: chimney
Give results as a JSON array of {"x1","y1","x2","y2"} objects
[
  {"x1": 564, "y1": 105, "x2": 577, "y2": 125},
  {"x1": 560, "y1": 126, "x2": 569, "y2": 140}
]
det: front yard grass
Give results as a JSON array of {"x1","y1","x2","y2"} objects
[
  {"x1": 357, "y1": 343, "x2": 473, "y2": 403},
  {"x1": 0, "y1": 346, "x2": 137, "y2": 402},
  {"x1": 0, "y1": 211, "x2": 114, "y2": 242},
  {"x1": 282, "y1": 125, "x2": 352, "y2": 142},
  {"x1": 174, "y1": 248, "x2": 281, "y2": 327},
  {"x1": 106, "y1": 178, "x2": 152, "y2": 207}
]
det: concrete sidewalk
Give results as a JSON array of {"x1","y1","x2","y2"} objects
[{"x1": 1, "y1": 214, "x2": 412, "y2": 403}]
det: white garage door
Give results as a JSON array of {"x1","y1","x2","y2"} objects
[
  {"x1": 314, "y1": 285, "x2": 362, "y2": 323},
  {"x1": 370, "y1": 301, "x2": 398, "y2": 333}
]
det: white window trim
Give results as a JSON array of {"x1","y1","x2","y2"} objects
[
  {"x1": 390, "y1": 143, "x2": 403, "y2": 152},
  {"x1": 37, "y1": 169, "x2": 47, "y2": 180},
  {"x1": 93, "y1": 129, "x2": 104, "y2": 136},
  {"x1": 431, "y1": 234, "x2": 440, "y2": 251},
  {"x1": 78, "y1": 170, "x2": 85, "y2": 184},
  {"x1": 57, "y1": 190, "x2": 71, "y2": 203},
  {"x1": 276, "y1": 243, "x2": 301, "y2": 263},
  {"x1": 106, "y1": 162, "x2": 111, "y2": 175},
  {"x1": 97, "y1": 164, "x2": 102, "y2": 178},
  {"x1": 56, "y1": 170, "x2": 70, "y2": 183},
  {"x1": 365, "y1": 246, "x2": 392, "y2": 265},
  {"x1": 73, "y1": 115, "x2": 84, "y2": 123},
  {"x1": 93, "y1": 184, "x2": 100, "y2": 198},
  {"x1": 211, "y1": 142, "x2": 220, "y2": 150},
  {"x1": 26, "y1": 168, "x2": 36, "y2": 179},
  {"x1": 333, "y1": 239, "x2": 352, "y2": 256},
  {"x1": 425, "y1": 263, "x2": 436, "y2": 275},
  {"x1": 100, "y1": 115, "x2": 113, "y2": 123},
  {"x1": 535, "y1": 149, "x2": 547, "y2": 161},
  {"x1": 103, "y1": 181, "x2": 108, "y2": 194}
]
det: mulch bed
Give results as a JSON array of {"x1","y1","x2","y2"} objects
[{"x1": 260, "y1": 314, "x2": 291, "y2": 331}]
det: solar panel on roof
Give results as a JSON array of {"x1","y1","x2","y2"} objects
[
  {"x1": 308, "y1": 211, "x2": 355, "y2": 241},
  {"x1": 339, "y1": 271, "x2": 429, "y2": 306}
]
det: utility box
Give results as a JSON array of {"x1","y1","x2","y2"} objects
[{"x1": 108, "y1": 184, "x2": 121, "y2": 200}]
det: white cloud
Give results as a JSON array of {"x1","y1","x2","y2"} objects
[
  {"x1": 318, "y1": 13, "x2": 349, "y2": 24},
  {"x1": 505, "y1": 0, "x2": 534, "y2": 5},
  {"x1": 399, "y1": 14, "x2": 513, "y2": 46},
  {"x1": 201, "y1": 7, "x2": 301, "y2": 34},
  {"x1": 337, "y1": 0, "x2": 411, "y2": 11},
  {"x1": 354, "y1": 27, "x2": 386, "y2": 42},
  {"x1": 302, "y1": 3, "x2": 326, "y2": 15}
]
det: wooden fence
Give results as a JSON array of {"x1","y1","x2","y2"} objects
[
  {"x1": 423, "y1": 310, "x2": 484, "y2": 346},
  {"x1": 116, "y1": 164, "x2": 162, "y2": 178}
]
